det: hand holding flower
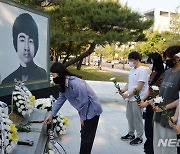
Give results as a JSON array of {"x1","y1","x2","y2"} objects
[
  {"x1": 169, "y1": 116, "x2": 177, "y2": 128},
  {"x1": 122, "y1": 93, "x2": 129, "y2": 99},
  {"x1": 154, "y1": 105, "x2": 163, "y2": 112},
  {"x1": 138, "y1": 101, "x2": 148, "y2": 108},
  {"x1": 133, "y1": 88, "x2": 141, "y2": 104}
]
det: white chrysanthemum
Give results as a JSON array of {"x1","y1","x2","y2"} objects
[
  {"x1": 6, "y1": 145, "x2": 13, "y2": 154},
  {"x1": 4, "y1": 131, "x2": 8, "y2": 137},
  {"x1": 18, "y1": 100, "x2": 24, "y2": 104},
  {"x1": 6, "y1": 119, "x2": 13, "y2": 125},
  {"x1": 16, "y1": 103, "x2": 20, "y2": 107},
  {"x1": 7, "y1": 133, "x2": 12, "y2": 139},
  {"x1": 5, "y1": 139, "x2": 9, "y2": 146},
  {"x1": 57, "y1": 118, "x2": 61, "y2": 122},
  {"x1": 4, "y1": 125, "x2": 10, "y2": 131},
  {"x1": 152, "y1": 86, "x2": 159, "y2": 91},
  {"x1": 13, "y1": 96, "x2": 17, "y2": 101},
  {"x1": 59, "y1": 115, "x2": 63, "y2": 118},
  {"x1": 110, "y1": 77, "x2": 115, "y2": 81},
  {"x1": 10, "y1": 141, "x2": 17, "y2": 149},
  {"x1": 53, "y1": 119, "x2": 57, "y2": 123},
  {"x1": 62, "y1": 126, "x2": 66, "y2": 130},
  {"x1": 18, "y1": 108, "x2": 22, "y2": 113},
  {"x1": 20, "y1": 105, "x2": 25, "y2": 109},
  {"x1": 17, "y1": 95, "x2": 22, "y2": 99},
  {"x1": 13, "y1": 91, "x2": 17, "y2": 95},
  {"x1": 56, "y1": 126, "x2": 60, "y2": 131},
  {"x1": 22, "y1": 111, "x2": 26, "y2": 116},
  {"x1": 60, "y1": 123, "x2": 63, "y2": 127},
  {"x1": 1, "y1": 113, "x2": 6, "y2": 118},
  {"x1": 154, "y1": 96, "x2": 163, "y2": 104},
  {"x1": 60, "y1": 130, "x2": 63, "y2": 135}
]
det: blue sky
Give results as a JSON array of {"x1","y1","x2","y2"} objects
[{"x1": 120, "y1": 0, "x2": 180, "y2": 13}]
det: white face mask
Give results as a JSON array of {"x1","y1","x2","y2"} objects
[
  {"x1": 148, "y1": 64, "x2": 153, "y2": 70},
  {"x1": 129, "y1": 61, "x2": 135, "y2": 68}
]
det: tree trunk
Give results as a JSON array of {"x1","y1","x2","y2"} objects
[
  {"x1": 64, "y1": 43, "x2": 96, "y2": 67},
  {"x1": 99, "y1": 54, "x2": 102, "y2": 70},
  {"x1": 63, "y1": 41, "x2": 72, "y2": 63},
  {"x1": 88, "y1": 55, "x2": 91, "y2": 66},
  {"x1": 76, "y1": 59, "x2": 83, "y2": 70}
]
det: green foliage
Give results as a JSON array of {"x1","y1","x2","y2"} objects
[
  {"x1": 16, "y1": 0, "x2": 152, "y2": 64},
  {"x1": 137, "y1": 31, "x2": 179, "y2": 56},
  {"x1": 68, "y1": 65, "x2": 128, "y2": 82}
]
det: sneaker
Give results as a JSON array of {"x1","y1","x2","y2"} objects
[
  {"x1": 121, "y1": 134, "x2": 135, "y2": 141},
  {"x1": 130, "y1": 137, "x2": 143, "y2": 146}
]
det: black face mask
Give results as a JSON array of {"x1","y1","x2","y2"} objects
[
  {"x1": 165, "y1": 59, "x2": 175, "y2": 68},
  {"x1": 53, "y1": 76, "x2": 61, "y2": 84}
]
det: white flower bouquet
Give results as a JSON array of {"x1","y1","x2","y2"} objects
[
  {"x1": 0, "y1": 106, "x2": 18, "y2": 153},
  {"x1": 35, "y1": 96, "x2": 69, "y2": 136},
  {"x1": 35, "y1": 95, "x2": 56, "y2": 112},
  {"x1": 14, "y1": 79, "x2": 35, "y2": 114},
  {"x1": 52, "y1": 111, "x2": 69, "y2": 137},
  {"x1": 10, "y1": 80, "x2": 35, "y2": 123}
]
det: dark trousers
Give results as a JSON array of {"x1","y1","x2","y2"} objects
[
  {"x1": 144, "y1": 105, "x2": 154, "y2": 154},
  {"x1": 80, "y1": 115, "x2": 99, "y2": 154},
  {"x1": 177, "y1": 134, "x2": 180, "y2": 154}
]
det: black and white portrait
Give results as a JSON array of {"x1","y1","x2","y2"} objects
[{"x1": 0, "y1": 1, "x2": 49, "y2": 85}]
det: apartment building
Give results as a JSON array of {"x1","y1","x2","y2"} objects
[{"x1": 144, "y1": 8, "x2": 179, "y2": 33}]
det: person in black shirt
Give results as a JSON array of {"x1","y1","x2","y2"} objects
[{"x1": 2, "y1": 13, "x2": 47, "y2": 84}]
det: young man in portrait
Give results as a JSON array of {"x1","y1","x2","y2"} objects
[{"x1": 2, "y1": 13, "x2": 47, "y2": 84}]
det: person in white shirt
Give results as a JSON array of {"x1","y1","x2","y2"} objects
[{"x1": 120, "y1": 51, "x2": 149, "y2": 146}]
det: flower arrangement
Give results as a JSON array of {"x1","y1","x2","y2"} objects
[
  {"x1": 52, "y1": 111, "x2": 69, "y2": 137},
  {"x1": 0, "y1": 106, "x2": 18, "y2": 153},
  {"x1": 35, "y1": 95, "x2": 55, "y2": 112},
  {"x1": 11, "y1": 80, "x2": 35, "y2": 118},
  {"x1": 110, "y1": 77, "x2": 121, "y2": 92},
  {"x1": 35, "y1": 96, "x2": 69, "y2": 136}
]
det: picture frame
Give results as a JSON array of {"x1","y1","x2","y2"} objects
[{"x1": 0, "y1": 0, "x2": 50, "y2": 97}]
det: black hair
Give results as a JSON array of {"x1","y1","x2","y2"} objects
[
  {"x1": 128, "y1": 51, "x2": 142, "y2": 61},
  {"x1": 147, "y1": 52, "x2": 164, "y2": 72},
  {"x1": 50, "y1": 62, "x2": 81, "y2": 92},
  {"x1": 147, "y1": 52, "x2": 164, "y2": 86},
  {"x1": 163, "y1": 45, "x2": 180, "y2": 59},
  {"x1": 12, "y1": 13, "x2": 39, "y2": 55}
]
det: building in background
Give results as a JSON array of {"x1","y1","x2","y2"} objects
[{"x1": 144, "y1": 8, "x2": 179, "y2": 33}]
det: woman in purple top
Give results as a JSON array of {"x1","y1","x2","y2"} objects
[{"x1": 44, "y1": 62, "x2": 102, "y2": 154}]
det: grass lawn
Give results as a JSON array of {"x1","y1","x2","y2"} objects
[{"x1": 67, "y1": 65, "x2": 128, "y2": 82}]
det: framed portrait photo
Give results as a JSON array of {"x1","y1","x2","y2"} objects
[{"x1": 0, "y1": 0, "x2": 50, "y2": 96}]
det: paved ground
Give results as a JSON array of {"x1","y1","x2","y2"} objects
[
  {"x1": 56, "y1": 81, "x2": 146, "y2": 154},
  {"x1": 94, "y1": 63, "x2": 150, "y2": 79}
]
